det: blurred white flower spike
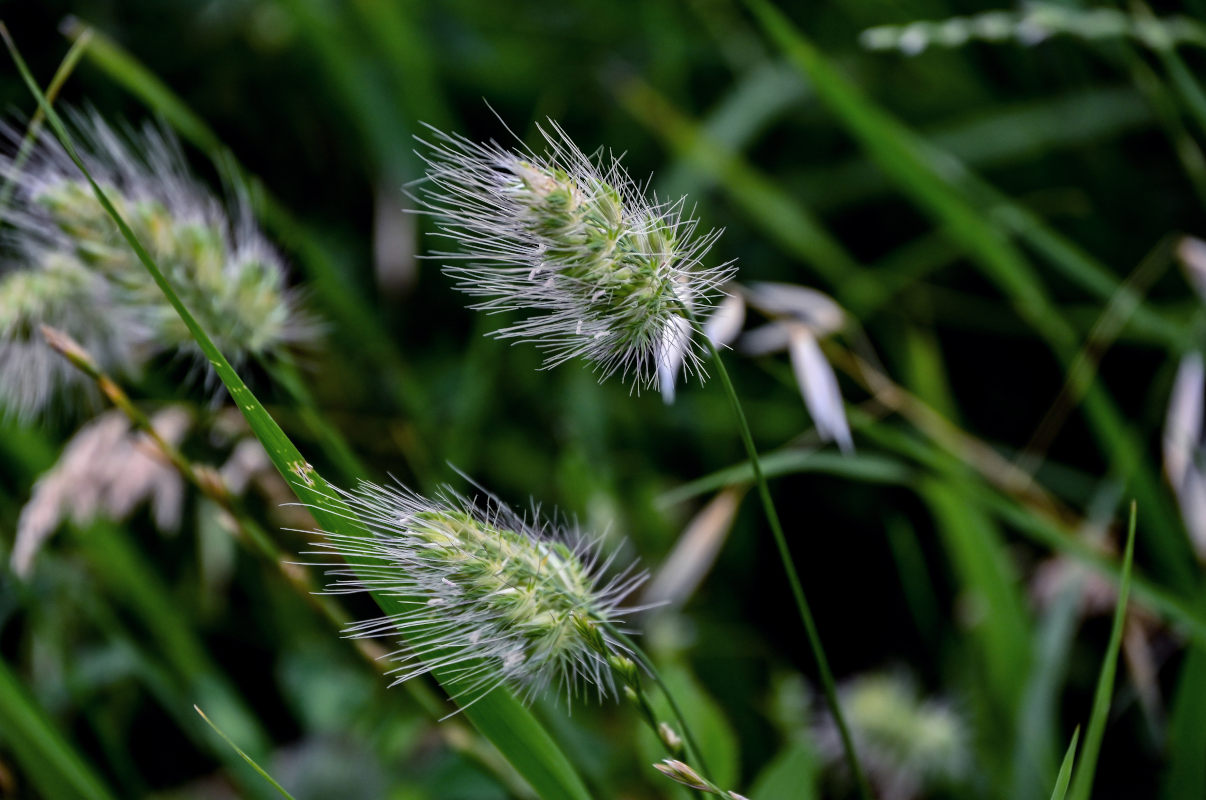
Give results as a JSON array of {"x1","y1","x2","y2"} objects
[
  {"x1": 1167, "y1": 238, "x2": 1206, "y2": 559},
  {"x1": 416, "y1": 120, "x2": 736, "y2": 396},
  {"x1": 814, "y1": 672, "x2": 967, "y2": 800},
  {"x1": 0, "y1": 111, "x2": 314, "y2": 420},
  {"x1": 305, "y1": 478, "x2": 646, "y2": 706},
  {"x1": 740, "y1": 282, "x2": 853, "y2": 452},
  {"x1": 12, "y1": 407, "x2": 189, "y2": 576}
]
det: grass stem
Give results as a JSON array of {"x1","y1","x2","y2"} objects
[{"x1": 685, "y1": 306, "x2": 872, "y2": 800}]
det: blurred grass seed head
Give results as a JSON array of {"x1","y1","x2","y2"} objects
[
  {"x1": 814, "y1": 672, "x2": 968, "y2": 800},
  {"x1": 417, "y1": 120, "x2": 736, "y2": 398},
  {"x1": 0, "y1": 111, "x2": 314, "y2": 420}
]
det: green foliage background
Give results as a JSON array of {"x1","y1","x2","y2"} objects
[{"x1": 1, "y1": 0, "x2": 1204, "y2": 798}]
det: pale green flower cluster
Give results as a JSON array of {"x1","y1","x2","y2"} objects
[
  {"x1": 309, "y1": 480, "x2": 643, "y2": 702},
  {"x1": 0, "y1": 113, "x2": 312, "y2": 419}
]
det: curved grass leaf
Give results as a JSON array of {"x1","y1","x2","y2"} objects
[
  {"x1": 3, "y1": 28, "x2": 592, "y2": 800},
  {"x1": 658, "y1": 448, "x2": 914, "y2": 507}
]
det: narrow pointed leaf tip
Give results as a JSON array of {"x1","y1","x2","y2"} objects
[
  {"x1": 417, "y1": 119, "x2": 737, "y2": 393},
  {"x1": 304, "y1": 477, "x2": 646, "y2": 705},
  {"x1": 195, "y1": 706, "x2": 297, "y2": 800}
]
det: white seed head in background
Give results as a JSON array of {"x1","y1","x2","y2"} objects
[
  {"x1": 416, "y1": 120, "x2": 736, "y2": 396},
  {"x1": 304, "y1": 478, "x2": 646, "y2": 707},
  {"x1": 0, "y1": 111, "x2": 315, "y2": 419},
  {"x1": 1165, "y1": 352, "x2": 1206, "y2": 558},
  {"x1": 11, "y1": 406, "x2": 190, "y2": 576},
  {"x1": 813, "y1": 671, "x2": 968, "y2": 800}
]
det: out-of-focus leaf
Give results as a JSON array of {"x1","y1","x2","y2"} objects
[
  {"x1": 749, "y1": 738, "x2": 818, "y2": 800},
  {"x1": 0, "y1": 657, "x2": 118, "y2": 800}
]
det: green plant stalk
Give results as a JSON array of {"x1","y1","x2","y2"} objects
[
  {"x1": 684, "y1": 307, "x2": 871, "y2": 800},
  {"x1": 6, "y1": 29, "x2": 592, "y2": 799},
  {"x1": 604, "y1": 624, "x2": 711, "y2": 779},
  {"x1": 622, "y1": 680, "x2": 708, "y2": 800}
]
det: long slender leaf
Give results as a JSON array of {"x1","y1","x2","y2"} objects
[
  {"x1": 658, "y1": 448, "x2": 914, "y2": 507},
  {"x1": 196, "y1": 706, "x2": 298, "y2": 800},
  {"x1": 662, "y1": 418, "x2": 1206, "y2": 649},
  {"x1": 3, "y1": 29, "x2": 592, "y2": 800},
  {"x1": 1067, "y1": 502, "x2": 1137, "y2": 800},
  {"x1": 904, "y1": 327, "x2": 1031, "y2": 761}
]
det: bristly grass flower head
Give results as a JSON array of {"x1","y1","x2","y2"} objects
[
  {"x1": 306, "y1": 478, "x2": 645, "y2": 707},
  {"x1": 0, "y1": 254, "x2": 143, "y2": 420},
  {"x1": 417, "y1": 119, "x2": 736, "y2": 394},
  {"x1": 814, "y1": 671, "x2": 967, "y2": 800},
  {"x1": 0, "y1": 111, "x2": 313, "y2": 419}
]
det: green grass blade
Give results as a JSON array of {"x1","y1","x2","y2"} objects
[
  {"x1": 4, "y1": 29, "x2": 591, "y2": 800},
  {"x1": 665, "y1": 415, "x2": 1206, "y2": 649},
  {"x1": 658, "y1": 448, "x2": 914, "y2": 506},
  {"x1": 0, "y1": 658, "x2": 118, "y2": 800},
  {"x1": 744, "y1": 0, "x2": 1049, "y2": 314},
  {"x1": 884, "y1": 515, "x2": 942, "y2": 646},
  {"x1": 0, "y1": 24, "x2": 91, "y2": 210},
  {"x1": 196, "y1": 706, "x2": 298, "y2": 800},
  {"x1": 922, "y1": 480, "x2": 1031, "y2": 708},
  {"x1": 1067, "y1": 502, "x2": 1137, "y2": 800},
  {"x1": 904, "y1": 329, "x2": 1031, "y2": 729},
  {"x1": 798, "y1": 86, "x2": 1152, "y2": 214},
  {"x1": 1050, "y1": 727, "x2": 1080, "y2": 800}
]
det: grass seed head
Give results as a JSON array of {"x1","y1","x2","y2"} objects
[
  {"x1": 306, "y1": 478, "x2": 645, "y2": 706},
  {"x1": 0, "y1": 111, "x2": 313, "y2": 418},
  {"x1": 418, "y1": 120, "x2": 736, "y2": 393}
]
